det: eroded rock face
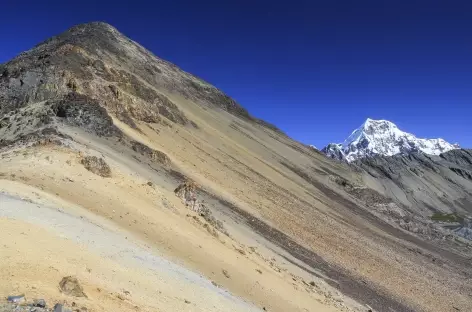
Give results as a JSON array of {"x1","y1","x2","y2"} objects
[{"x1": 48, "y1": 93, "x2": 121, "y2": 137}]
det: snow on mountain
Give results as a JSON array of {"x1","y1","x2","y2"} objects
[{"x1": 321, "y1": 118, "x2": 460, "y2": 162}]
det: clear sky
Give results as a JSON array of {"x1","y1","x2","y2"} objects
[{"x1": 1, "y1": 0, "x2": 471, "y2": 147}]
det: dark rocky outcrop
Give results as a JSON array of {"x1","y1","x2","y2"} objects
[
  {"x1": 80, "y1": 156, "x2": 112, "y2": 177},
  {"x1": 131, "y1": 141, "x2": 170, "y2": 165},
  {"x1": 48, "y1": 93, "x2": 121, "y2": 137}
]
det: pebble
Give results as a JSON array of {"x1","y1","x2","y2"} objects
[
  {"x1": 53, "y1": 303, "x2": 72, "y2": 312},
  {"x1": 33, "y1": 299, "x2": 47, "y2": 308},
  {"x1": 7, "y1": 294, "x2": 25, "y2": 303}
]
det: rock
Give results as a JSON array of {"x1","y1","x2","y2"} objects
[
  {"x1": 131, "y1": 141, "x2": 170, "y2": 165},
  {"x1": 116, "y1": 294, "x2": 125, "y2": 300},
  {"x1": 184, "y1": 300, "x2": 191, "y2": 304},
  {"x1": 146, "y1": 181, "x2": 153, "y2": 186},
  {"x1": 80, "y1": 156, "x2": 111, "y2": 177},
  {"x1": 7, "y1": 294, "x2": 25, "y2": 303},
  {"x1": 53, "y1": 303, "x2": 73, "y2": 312},
  {"x1": 33, "y1": 299, "x2": 47, "y2": 308},
  {"x1": 174, "y1": 180, "x2": 197, "y2": 205},
  {"x1": 235, "y1": 248, "x2": 246, "y2": 255},
  {"x1": 203, "y1": 223, "x2": 219, "y2": 238},
  {"x1": 256, "y1": 269, "x2": 263, "y2": 274},
  {"x1": 222, "y1": 269, "x2": 231, "y2": 278},
  {"x1": 53, "y1": 304, "x2": 65, "y2": 312},
  {"x1": 59, "y1": 276, "x2": 87, "y2": 297}
]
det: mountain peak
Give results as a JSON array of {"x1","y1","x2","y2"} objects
[
  {"x1": 68, "y1": 21, "x2": 116, "y2": 31},
  {"x1": 362, "y1": 118, "x2": 397, "y2": 130},
  {"x1": 322, "y1": 119, "x2": 459, "y2": 162}
]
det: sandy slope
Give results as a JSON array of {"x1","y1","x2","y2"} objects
[
  {"x1": 0, "y1": 142, "x2": 352, "y2": 312},
  {"x1": 0, "y1": 192, "x2": 257, "y2": 312}
]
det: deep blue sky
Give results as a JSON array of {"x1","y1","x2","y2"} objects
[{"x1": 1, "y1": 1, "x2": 471, "y2": 147}]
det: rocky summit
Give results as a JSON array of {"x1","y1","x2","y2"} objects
[
  {"x1": 1, "y1": 22, "x2": 471, "y2": 312},
  {"x1": 321, "y1": 118, "x2": 459, "y2": 162}
]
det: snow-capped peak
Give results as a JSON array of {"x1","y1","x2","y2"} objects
[{"x1": 321, "y1": 118, "x2": 460, "y2": 162}]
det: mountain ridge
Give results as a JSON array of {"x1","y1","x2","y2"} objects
[
  {"x1": 0, "y1": 22, "x2": 284, "y2": 135},
  {"x1": 321, "y1": 118, "x2": 459, "y2": 161}
]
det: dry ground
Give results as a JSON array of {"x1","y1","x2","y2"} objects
[
  {"x1": 1, "y1": 91, "x2": 470, "y2": 312},
  {"x1": 0, "y1": 140, "x2": 354, "y2": 312}
]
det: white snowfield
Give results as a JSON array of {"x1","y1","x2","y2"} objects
[{"x1": 322, "y1": 118, "x2": 459, "y2": 162}]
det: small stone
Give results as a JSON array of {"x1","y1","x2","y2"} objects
[
  {"x1": 54, "y1": 303, "x2": 65, "y2": 312},
  {"x1": 256, "y1": 269, "x2": 263, "y2": 274},
  {"x1": 33, "y1": 299, "x2": 47, "y2": 308},
  {"x1": 147, "y1": 181, "x2": 153, "y2": 186},
  {"x1": 184, "y1": 299, "x2": 191, "y2": 304},
  {"x1": 7, "y1": 294, "x2": 25, "y2": 303},
  {"x1": 59, "y1": 276, "x2": 87, "y2": 297},
  {"x1": 222, "y1": 269, "x2": 231, "y2": 278},
  {"x1": 116, "y1": 293, "x2": 125, "y2": 300}
]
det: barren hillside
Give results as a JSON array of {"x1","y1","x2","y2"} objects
[{"x1": 1, "y1": 22, "x2": 471, "y2": 312}]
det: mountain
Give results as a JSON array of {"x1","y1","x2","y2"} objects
[
  {"x1": 1, "y1": 22, "x2": 471, "y2": 312},
  {"x1": 354, "y1": 148, "x2": 472, "y2": 239},
  {"x1": 321, "y1": 118, "x2": 459, "y2": 162}
]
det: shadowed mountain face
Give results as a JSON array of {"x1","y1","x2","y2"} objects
[
  {"x1": 353, "y1": 150, "x2": 472, "y2": 242},
  {"x1": 357, "y1": 149, "x2": 472, "y2": 214},
  {"x1": 1, "y1": 22, "x2": 471, "y2": 312}
]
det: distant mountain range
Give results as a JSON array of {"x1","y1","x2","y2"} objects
[{"x1": 321, "y1": 118, "x2": 459, "y2": 162}]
